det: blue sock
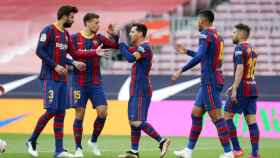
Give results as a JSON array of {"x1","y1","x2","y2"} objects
[
  {"x1": 29, "y1": 111, "x2": 54, "y2": 142},
  {"x1": 54, "y1": 112, "x2": 65, "y2": 153},
  {"x1": 214, "y1": 118, "x2": 232, "y2": 153},
  {"x1": 139, "y1": 122, "x2": 162, "y2": 143},
  {"x1": 91, "y1": 116, "x2": 106, "y2": 142},
  {"x1": 187, "y1": 115, "x2": 203, "y2": 149},
  {"x1": 226, "y1": 119, "x2": 241, "y2": 151},
  {"x1": 73, "y1": 119, "x2": 83, "y2": 149},
  {"x1": 249, "y1": 123, "x2": 259, "y2": 157},
  {"x1": 131, "y1": 126, "x2": 141, "y2": 151}
]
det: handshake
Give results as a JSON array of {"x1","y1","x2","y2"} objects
[{"x1": 106, "y1": 23, "x2": 129, "y2": 45}]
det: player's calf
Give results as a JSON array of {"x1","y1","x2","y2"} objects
[
  {"x1": 225, "y1": 114, "x2": 242, "y2": 152},
  {"x1": 209, "y1": 109, "x2": 232, "y2": 155},
  {"x1": 73, "y1": 108, "x2": 85, "y2": 150}
]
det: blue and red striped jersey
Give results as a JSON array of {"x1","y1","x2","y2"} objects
[
  {"x1": 70, "y1": 32, "x2": 118, "y2": 85},
  {"x1": 119, "y1": 42, "x2": 153, "y2": 97},
  {"x1": 36, "y1": 23, "x2": 99, "y2": 82},
  {"x1": 182, "y1": 28, "x2": 224, "y2": 89},
  {"x1": 233, "y1": 42, "x2": 258, "y2": 97}
]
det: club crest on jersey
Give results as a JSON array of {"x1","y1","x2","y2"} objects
[
  {"x1": 92, "y1": 40, "x2": 98, "y2": 46},
  {"x1": 199, "y1": 33, "x2": 207, "y2": 39},
  {"x1": 40, "y1": 33, "x2": 47, "y2": 42},
  {"x1": 235, "y1": 50, "x2": 242, "y2": 56},
  {"x1": 56, "y1": 43, "x2": 68, "y2": 50}
]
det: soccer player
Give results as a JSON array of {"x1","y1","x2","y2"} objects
[
  {"x1": 171, "y1": 10, "x2": 234, "y2": 158},
  {"x1": 117, "y1": 23, "x2": 171, "y2": 158},
  {"x1": 26, "y1": 5, "x2": 108, "y2": 158},
  {"x1": 69, "y1": 13, "x2": 118, "y2": 157},
  {"x1": 224, "y1": 23, "x2": 260, "y2": 158}
]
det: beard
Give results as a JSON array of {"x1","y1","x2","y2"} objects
[
  {"x1": 63, "y1": 22, "x2": 73, "y2": 28},
  {"x1": 198, "y1": 27, "x2": 203, "y2": 32},
  {"x1": 232, "y1": 39, "x2": 239, "y2": 44},
  {"x1": 90, "y1": 29, "x2": 97, "y2": 34}
]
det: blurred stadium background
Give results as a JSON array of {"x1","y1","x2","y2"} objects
[{"x1": 0, "y1": 0, "x2": 279, "y2": 157}]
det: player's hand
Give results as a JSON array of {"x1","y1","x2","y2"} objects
[
  {"x1": 55, "y1": 65, "x2": 67, "y2": 76},
  {"x1": 231, "y1": 88, "x2": 237, "y2": 103},
  {"x1": 171, "y1": 69, "x2": 183, "y2": 83},
  {"x1": 96, "y1": 44, "x2": 110, "y2": 58},
  {"x1": 175, "y1": 43, "x2": 187, "y2": 54},
  {"x1": 118, "y1": 27, "x2": 129, "y2": 45},
  {"x1": 73, "y1": 61, "x2": 86, "y2": 72},
  {"x1": 225, "y1": 86, "x2": 232, "y2": 96},
  {"x1": 106, "y1": 24, "x2": 118, "y2": 36}
]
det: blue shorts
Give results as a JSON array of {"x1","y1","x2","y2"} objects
[
  {"x1": 41, "y1": 80, "x2": 68, "y2": 110},
  {"x1": 224, "y1": 96, "x2": 258, "y2": 115},
  {"x1": 128, "y1": 96, "x2": 151, "y2": 121},
  {"x1": 194, "y1": 85, "x2": 222, "y2": 111},
  {"x1": 69, "y1": 84, "x2": 107, "y2": 109}
]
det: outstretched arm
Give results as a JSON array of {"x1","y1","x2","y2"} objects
[
  {"x1": 67, "y1": 36, "x2": 98, "y2": 59},
  {"x1": 119, "y1": 43, "x2": 137, "y2": 63},
  {"x1": 181, "y1": 40, "x2": 208, "y2": 72},
  {"x1": 175, "y1": 43, "x2": 196, "y2": 57},
  {"x1": 186, "y1": 49, "x2": 196, "y2": 57},
  {"x1": 99, "y1": 33, "x2": 119, "y2": 49}
]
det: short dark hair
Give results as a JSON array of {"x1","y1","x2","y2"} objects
[
  {"x1": 83, "y1": 13, "x2": 100, "y2": 26},
  {"x1": 235, "y1": 23, "x2": 251, "y2": 38},
  {"x1": 198, "y1": 10, "x2": 215, "y2": 23},
  {"x1": 57, "y1": 5, "x2": 78, "y2": 20},
  {"x1": 130, "y1": 23, "x2": 148, "y2": 37}
]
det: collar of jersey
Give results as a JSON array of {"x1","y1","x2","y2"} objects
[
  {"x1": 53, "y1": 22, "x2": 65, "y2": 32},
  {"x1": 80, "y1": 31, "x2": 95, "y2": 39},
  {"x1": 240, "y1": 41, "x2": 249, "y2": 44},
  {"x1": 133, "y1": 40, "x2": 149, "y2": 47}
]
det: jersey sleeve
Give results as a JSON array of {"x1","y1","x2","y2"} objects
[
  {"x1": 35, "y1": 26, "x2": 56, "y2": 68},
  {"x1": 181, "y1": 33, "x2": 209, "y2": 72},
  {"x1": 186, "y1": 49, "x2": 196, "y2": 57},
  {"x1": 234, "y1": 45, "x2": 243, "y2": 65},
  {"x1": 137, "y1": 43, "x2": 151, "y2": 59},
  {"x1": 98, "y1": 34, "x2": 118, "y2": 49},
  {"x1": 119, "y1": 42, "x2": 136, "y2": 63}
]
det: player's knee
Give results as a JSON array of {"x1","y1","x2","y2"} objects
[
  {"x1": 97, "y1": 106, "x2": 107, "y2": 118},
  {"x1": 46, "y1": 108, "x2": 57, "y2": 115},
  {"x1": 75, "y1": 108, "x2": 85, "y2": 120},
  {"x1": 209, "y1": 109, "x2": 223, "y2": 122},
  {"x1": 191, "y1": 106, "x2": 205, "y2": 117},
  {"x1": 245, "y1": 115, "x2": 256, "y2": 125},
  {"x1": 130, "y1": 121, "x2": 142, "y2": 128},
  {"x1": 224, "y1": 112, "x2": 234, "y2": 120}
]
